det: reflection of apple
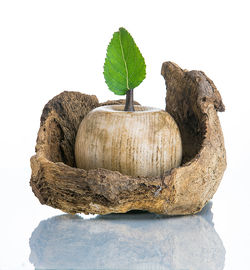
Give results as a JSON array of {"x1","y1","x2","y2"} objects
[
  {"x1": 75, "y1": 105, "x2": 182, "y2": 177},
  {"x1": 29, "y1": 203, "x2": 225, "y2": 270}
]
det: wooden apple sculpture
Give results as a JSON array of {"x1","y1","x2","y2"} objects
[{"x1": 75, "y1": 27, "x2": 182, "y2": 177}]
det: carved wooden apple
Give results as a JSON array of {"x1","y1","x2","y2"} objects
[
  {"x1": 74, "y1": 27, "x2": 182, "y2": 177},
  {"x1": 75, "y1": 104, "x2": 182, "y2": 177}
]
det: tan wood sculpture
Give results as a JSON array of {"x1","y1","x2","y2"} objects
[
  {"x1": 30, "y1": 61, "x2": 226, "y2": 215},
  {"x1": 75, "y1": 105, "x2": 182, "y2": 177}
]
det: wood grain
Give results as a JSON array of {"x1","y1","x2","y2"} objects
[{"x1": 75, "y1": 105, "x2": 182, "y2": 177}]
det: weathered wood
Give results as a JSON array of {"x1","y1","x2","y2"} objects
[{"x1": 30, "y1": 62, "x2": 226, "y2": 215}]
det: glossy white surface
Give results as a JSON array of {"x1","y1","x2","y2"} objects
[
  {"x1": 29, "y1": 203, "x2": 224, "y2": 270},
  {"x1": 1, "y1": 0, "x2": 250, "y2": 269}
]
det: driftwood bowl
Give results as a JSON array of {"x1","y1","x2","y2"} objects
[{"x1": 30, "y1": 61, "x2": 226, "y2": 215}]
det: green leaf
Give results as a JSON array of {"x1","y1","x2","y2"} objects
[{"x1": 103, "y1": 27, "x2": 146, "y2": 95}]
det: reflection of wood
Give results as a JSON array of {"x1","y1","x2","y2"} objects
[
  {"x1": 29, "y1": 206, "x2": 225, "y2": 270},
  {"x1": 30, "y1": 61, "x2": 226, "y2": 215}
]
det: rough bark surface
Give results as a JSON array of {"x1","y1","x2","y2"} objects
[{"x1": 30, "y1": 62, "x2": 226, "y2": 215}]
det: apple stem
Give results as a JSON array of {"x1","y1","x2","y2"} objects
[{"x1": 124, "y1": 89, "x2": 135, "y2": 112}]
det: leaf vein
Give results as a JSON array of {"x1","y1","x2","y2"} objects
[{"x1": 119, "y1": 30, "x2": 129, "y2": 90}]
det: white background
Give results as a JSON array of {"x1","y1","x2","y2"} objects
[{"x1": 0, "y1": 0, "x2": 249, "y2": 269}]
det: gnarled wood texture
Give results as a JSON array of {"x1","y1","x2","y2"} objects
[{"x1": 30, "y1": 62, "x2": 226, "y2": 215}]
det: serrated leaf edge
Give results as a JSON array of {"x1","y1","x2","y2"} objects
[{"x1": 103, "y1": 27, "x2": 146, "y2": 95}]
